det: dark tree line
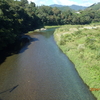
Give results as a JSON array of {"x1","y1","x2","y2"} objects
[
  {"x1": 0, "y1": 0, "x2": 100, "y2": 51},
  {"x1": 0, "y1": 0, "x2": 43, "y2": 51}
]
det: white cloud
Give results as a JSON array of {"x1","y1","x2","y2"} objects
[
  {"x1": 28, "y1": 0, "x2": 40, "y2": 4},
  {"x1": 28, "y1": 0, "x2": 100, "y2": 6},
  {"x1": 53, "y1": 0, "x2": 78, "y2": 5},
  {"x1": 92, "y1": 0, "x2": 100, "y2": 2},
  {"x1": 39, "y1": 1, "x2": 46, "y2": 5},
  {"x1": 51, "y1": 0, "x2": 93, "y2": 6},
  {"x1": 81, "y1": 0, "x2": 100, "y2": 6},
  {"x1": 53, "y1": 0, "x2": 61, "y2": 4},
  {"x1": 81, "y1": 2, "x2": 93, "y2": 6},
  {"x1": 82, "y1": 0, "x2": 89, "y2": 2},
  {"x1": 28, "y1": 0, "x2": 50, "y2": 5}
]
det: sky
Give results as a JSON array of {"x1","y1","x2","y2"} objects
[{"x1": 27, "y1": 0, "x2": 100, "y2": 7}]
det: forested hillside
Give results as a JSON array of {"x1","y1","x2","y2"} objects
[
  {"x1": 0, "y1": 0, "x2": 100, "y2": 51},
  {"x1": 0, "y1": 0, "x2": 43, "y2": 51},
  {"x1": 50, "y1": 4, "x2": 87, "y2": 11},
  {"x1": 87, "y1": 2, "x2": 100, "y2": 10},
  {"x1": 55, "y1": 6, "x2": 73, "y2": 12},
  {"x1": 69, "y1": 5, "x2": 87, "y2": 11},
  {"x1": 38, "y1": 5, "x2": 100, "y2": 25}
]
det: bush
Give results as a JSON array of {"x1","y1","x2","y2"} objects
[
  {"x1": 88, "y1": 44, "x2": 97, "y2": 50},
  {"x1": 75, "y1": 30, "x2": 82, "y2": 35},
  {"x1": 59, "y1": 35, "x2": 66, "y2": 45},
  {"x1": 86, "y1": 37, "x2": 96, "y2": 44},
  {"x1": 96, "y1": 48, "x2": 100, "y2": 59},
  {"x1": 77, "y1": 44, "x2": 85, "y2": 52}
]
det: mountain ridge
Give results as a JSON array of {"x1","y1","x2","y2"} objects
[
  {"x1": 50, "y1": 4, "x2": 87, "y2": 11},
  {"x1": 86, "y1": 2, "x2": 100, "y2": 10}
]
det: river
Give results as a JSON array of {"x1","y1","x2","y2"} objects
[{"x1": 0, "y1": 28, "x2": 96, "y2": 100}]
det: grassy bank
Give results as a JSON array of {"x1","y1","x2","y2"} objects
[{"x1": 54, "y1": 25, "x2": 100, "y2": 99}]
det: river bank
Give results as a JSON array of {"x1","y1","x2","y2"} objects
[{"x1": 54, "y1": 25, "x2": 100, "y2": 99}]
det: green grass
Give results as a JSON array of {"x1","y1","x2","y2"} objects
[{"x1": 54, "y1": 25, "x2": 100, "y2": 100}]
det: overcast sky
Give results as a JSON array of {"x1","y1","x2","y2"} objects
[{"x1": 27, "y1": 0, "x2": 100, "y2": 6}]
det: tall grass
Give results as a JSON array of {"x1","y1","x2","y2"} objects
[{"x1": 54, "y1": 25, "x2": 100, "y2": 99}]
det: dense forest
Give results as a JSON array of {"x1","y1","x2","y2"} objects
[
  {"x1": 0, "y1": 0, "x2": 43, "y2": 51},
  {"x1": 0, "y1": 0, "x2": 100, "y2": 51}
]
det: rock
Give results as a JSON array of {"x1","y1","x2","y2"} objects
[{"x1": 40, "y1": 28, "x2": 46, "y2": 30}]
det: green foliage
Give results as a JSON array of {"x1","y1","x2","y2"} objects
[
  {"x1": 87, "y1": 2, "x2": 100, "y2": 10},
  {"x1": 85, "y1": 37, "x2": 96, "y2": 44},
  {"x1": 96, "y1": 48, "x2": 100, "y2": 59},
  {"x1": 30, "y1": 4, "x2": 100, "y2": 25},
  {"x1": 0, "y1": 0, "x2": 43, "y2": 50},
  {"x1": 21, "y1": 0, "x2": 28, "y2": 6},
  {"x1": 59, "y1": 35, "x2": 66, "y2": 45},
  {"x1": 1, "y1": 0, "x2": 100, "y2": 51},
  {"x1": 56, "y1": 6, "x2": 74, "y2": 12}
]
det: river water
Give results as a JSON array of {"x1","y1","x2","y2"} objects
[{"x1": 0, "y1": 28, "x2": 96, "y2": 100}]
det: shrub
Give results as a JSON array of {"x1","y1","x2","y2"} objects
[
  {"x1": 59, "y1": 35, "x2": 66, "y2": 45},
  {"x1": 96, "y1": 48, "x2": 100, "y2": 59},
  {"x1": 77, "y1": 44, "x2": 85, "y2": 52},
  {"x1": 89, "y1": 44, "x2": 97, "y2": 50},
  {"x1": 78, "y1": 52, "x2": 84, "y2": 59},
  {"x1": 75, "y1": 30, "x2": 82, "y2": 35}
]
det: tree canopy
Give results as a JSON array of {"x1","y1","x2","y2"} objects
[
  {"x1": 0, "y1": 0, "x2": 43, "y2": 50},
  {"x1": 0, "y1": 0, "x2": 100, "y2": 51}
]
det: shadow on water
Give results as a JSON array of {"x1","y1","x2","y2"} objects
[
  {"x1": 0, "y1": 27, "x2": 57, "y2": 64},
  {"x1": 0, "y1": 35, "x2": 39, "y2": 65},
  {"x1": 19, "y1": 37, "x2": 39, "y2": 53},
  {"x1": 0, "y1": 85, "x2": 19, "y2": 94}
]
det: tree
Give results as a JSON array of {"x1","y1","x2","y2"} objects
[
  {"x1": 21, "y1": 0, "x2": 28, "y2": 7},
  {"x1": 0, "y1": 0, "x2": 43, "y2": 50}
]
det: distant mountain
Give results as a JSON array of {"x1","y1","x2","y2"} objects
[
  {"x1": 50, "y1": 4, "x2": 73, "y2": 12},
  {"x1": 50, "y1": 4, "x2": 64, "y2": 7},
  {"x1": 70, "y1": 5, "x2": 87, "y2": 11},
  {"x1": 87, "y1": 2, "x2": 100, "y2": 10},
  {"x1": 50, "y1": 4, "x2": 87, "y2": 11}
]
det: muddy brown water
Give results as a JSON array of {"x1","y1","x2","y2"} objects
[{"x1": 0, "y1": 28, "x2": 96, "y2": 100}]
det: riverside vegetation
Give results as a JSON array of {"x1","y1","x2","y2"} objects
[
  {"x1": 0, "y1": 0, "x2": 100, "y2": 98},
  {"x1": 1, "y1": 0, "x2": 100, "y2": 52},
  {"x1": 54, "y1": 24, "x2": 100, "y2": 99}
]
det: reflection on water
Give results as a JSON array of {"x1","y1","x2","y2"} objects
[
  {"x1": 0, "y1": 28, "x2": 96, "y2": 100},
  {"x1": 41, "y1": 28, "x2": 57, "y2": 38},
  {"x1": 19, "y1": 37, "x2": 39, "y2": 54}
]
